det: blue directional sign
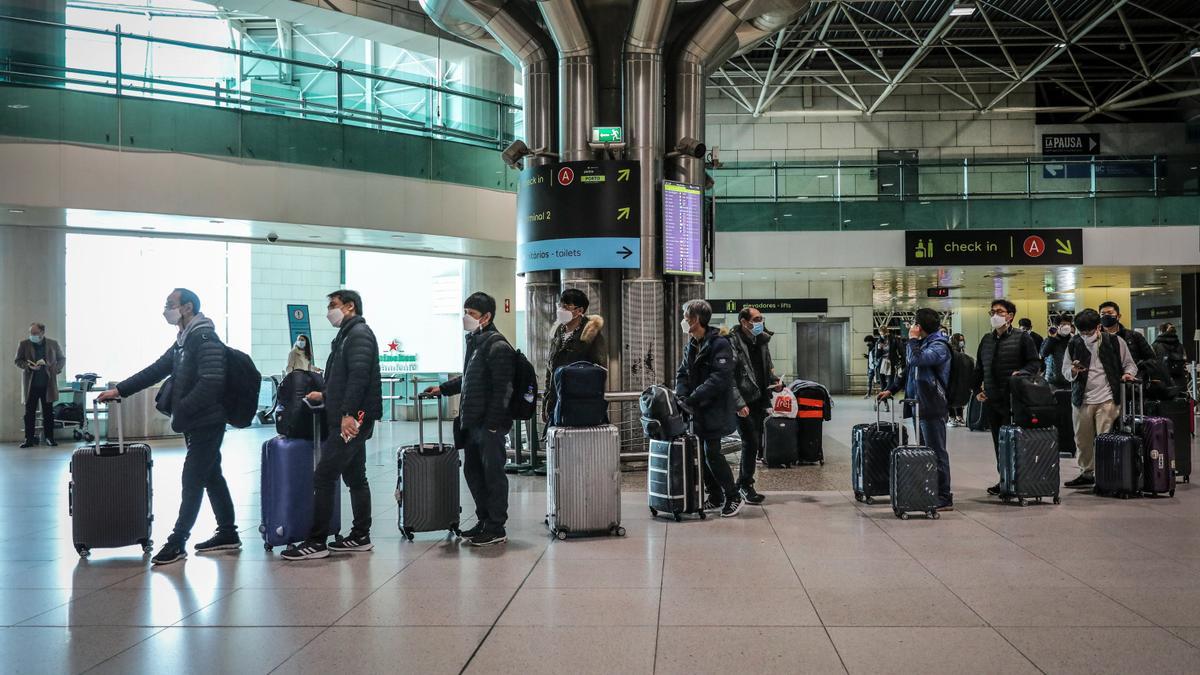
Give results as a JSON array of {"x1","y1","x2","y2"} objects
[
  {"x1": 519, "y1": 237, "x2": 640, "y2": 273},
  {"x1": 286, "y1": 304, "x2": 311, "y2": 342}
]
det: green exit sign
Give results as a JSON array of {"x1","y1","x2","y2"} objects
[{"x1": 592, "y1": 126, "x2": 623, "y2": 143}]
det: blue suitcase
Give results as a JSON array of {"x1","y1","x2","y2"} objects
[{"x1": 260, "y1": 405, "x2": 340, "y2": 551}]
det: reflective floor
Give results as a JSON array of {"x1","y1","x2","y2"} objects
[{"x1": 2, "y1": 397, "x2": 1199, "y2": 674}]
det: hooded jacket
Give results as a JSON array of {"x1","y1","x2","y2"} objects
[
  {"x1": 543, "y1": 314, "x2": 607, "y2": 419},
  {"x1": 117, "y1": 313, "x2": 226, "y2": 433},
  {"x1": 441, "y1": 322, "x2": 515, "y2": 432},
  {"x1": 676, "y1": 326, "x2": 737, "y2": 439},
  {"x1": 721, "y1": 325, "x2": 777, "y2": 410},
  {"x1": 322, "y1": 314, "x2": 383, "y2": 425}
]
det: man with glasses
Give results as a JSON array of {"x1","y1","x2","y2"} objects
[
  {"x1": 726, "y1": 306, "x2": 777, "y2": 504},
  {"x1": 971, "y1": 298, "x2": 1042, "y2": 496}
]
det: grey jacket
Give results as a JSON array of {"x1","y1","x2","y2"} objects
[{"x1": 14, "y1": 337, "x2": 66, "y2": 404}]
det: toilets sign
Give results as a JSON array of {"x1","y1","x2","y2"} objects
[{"x1": 905, "y1": 229, "x2": 1082, "y2": 266}]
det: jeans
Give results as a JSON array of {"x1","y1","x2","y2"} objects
[
  {"x1": 983, "y1": 400, "x2": 1012, "y2": 475},
  {"x1": 23, "y1": 382, "x2": 54, "y2": 442},
  {"x1": 310, "y1": 421, "x2": 373, "y2": 542},
  {"x1": 918, "y1": 416, "x2": 952, "y2": 503},
  {"x1": 169, "y1": 425, "x2": 235, "y2": 546},
  {"x1": 1073, "y1": 400, "x2": 1120, "y2": 474},
  {"x1": 463, "y1": 425, "x2": 510, "y2": 532},
  {"x1": 736, "y1": 405, "x2": 768, "y2": 487},
  {"x1": 700, "y1": 436, "x2": 738, "y2": 504}
]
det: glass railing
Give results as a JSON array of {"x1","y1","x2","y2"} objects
[{"x1": 0, "y1": 14, "x2": 522, "y2": 150}]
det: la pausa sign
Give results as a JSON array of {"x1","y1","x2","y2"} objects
[
  {"x1": 905, "y1": 229, "x2": 1082, "y2": 266},
  {"x1": 379, "y1": 338, "x2": 418, "y2": 375}
]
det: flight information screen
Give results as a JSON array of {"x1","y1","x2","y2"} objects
[{"x1": 662, "y1": 180, "x2": 703, "y2": 276}]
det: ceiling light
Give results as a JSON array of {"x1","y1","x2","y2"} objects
[
  {"x1": 7, "y1": 208, "x2": 24, "y2": 214},
  {"x1": 920, "y1": 201, "x2": 931, "y2": 205},
  {"x1": 6, "y1": 104, "x2": 29, "y2": 110},
  {"x1": 209, "y1": 219, "x2": 223, "y2": 224},
  {"x1": 949, "y1": 3, "x2": 976, "y2": 17},
  {"x1": 812, "y1": 47, "x2": 828, "y2": 53},
  {"x1": 1054, "y1": 42, "x2": 1067, "y2": 49},
  {"x1": 1191, "y1": 48, "x2": 1200, "y2": 58},
  {"x1": 308, "y1": 235, "x2": 320, "y2": 239},
  {"x1": 783, "y1": 213, "x2": 793, "y2": 217},
  {"x1": 843, "y1": 219, "x2": 852, "y2": 223},
  {"x1": 816, "y1": 175, "x2": 829, "y2": 179},
  {"x1": 880, "y1": 222, "x2": 890, "y2": 227},
  {"x1": 140, "y1": 226, "x2": 155, "y2": 230}
]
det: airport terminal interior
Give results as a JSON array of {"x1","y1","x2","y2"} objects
[{"x1": 2, "y1": 0, "x2": 1200, "y2": 672}]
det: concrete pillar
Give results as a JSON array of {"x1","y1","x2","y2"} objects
[
  {"x1": 463, "y1": 257, "x2": 517, "y2": 344},
  {"x1": 0, "y1": 226, "x2": 66, "y2": 442},
  {"x1": 0, "y1": 0, "x2": 66, "y2": 86}
]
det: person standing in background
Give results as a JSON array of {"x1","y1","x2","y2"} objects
[
  {"x1": 14, "y1": 322, "x2": 66, "y2": 448},
  {"x1": 1041, "y1": 314, "x2": 1075, "y2": 389},
  {"x1": 1018, "y1": 318, "x2": 1045, "y2": 355},
  {"x1": 947, "y1": 332, "x2": 968, "y2": 427},
  {"x1": 285, "y1": 334, "x2": 319, "y2": 374},
  {"x1": 864, "y1": 329, "x2": 880, "y2": 398}
]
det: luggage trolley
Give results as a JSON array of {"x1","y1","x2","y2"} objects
[{"x1": 58, "y1": 373, "x2": 99, "y2": 443}]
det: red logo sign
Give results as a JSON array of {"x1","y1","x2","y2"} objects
[
  {"x1": 557, "y1": 167, "x2": 574, "y2": 186},
  {"x1": 1022, "y1": 235, "x2": 1046, "y2": 258},
  {"x1": 504, "y1": 299, "x2": 511, "y2": 313}
]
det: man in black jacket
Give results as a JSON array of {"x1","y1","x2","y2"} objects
[
  {"x1": 1099, "y1": 301, "x2": 1155, "y2": 364},
  {"x1": 1041, "y1": 313, "x2": 1075, "y2": 389},
  {"x1": 1018, "y1": 318, "x2": 1045, "y2": 355},
  {"x1": 98, "y1": 288, "x2": 236, "y2": 566},
  {"x1": 428, "y1": 292, "x2": 515, "y2": 546},
  {"x1": 726, "y1": 306, "x2": 777, "y2": 505},
  {"x1": 677, "y1": 300, "x2": 742, "y2": 518},
  {"x1": 972, "y1": 298, "x2": 1041, "y2": 496},
  {"x1": 542, "y1": 288, "x2": 607, "y2": 423},
  {"x1": 283, "y1": 290, "x2": 383, "y2": 561}
]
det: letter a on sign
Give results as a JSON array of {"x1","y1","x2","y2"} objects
[{"x1": 1022, "y1": 235, "x2": 1045, "y2": 258}]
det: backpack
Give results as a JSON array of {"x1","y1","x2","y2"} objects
[
  {"x1": 223, "y1": 346, "x2": 262, "y2": 428},
  {"x1": 946, "y1": 352, "x2": 975, "y2": 408},
  {"x1": 1137, "y1": 357, "x2": 1176, "y2": 401},
  {"x1": 1008, "y1": 373, "x2": 1057, "y2": 428},
  {"x1": 274, "y1": 370, "x2": 326, "y2": 439},
  {"x1": 551, "y1": 361, "x2": 608, "y2": 427},
  {"x1": 1164, "y1": 350, "x2": 1186, "y2": 378},
  {"x1": 639, "y1": 384, "x2": 688, "y2": 440},
  {"x1": 508, "y1": 349, "x2": 538, "y2": 421}
]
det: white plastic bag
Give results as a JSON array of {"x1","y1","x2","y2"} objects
[{"x1": 770, "y1": 387, "x2": 798, "y2": 418}]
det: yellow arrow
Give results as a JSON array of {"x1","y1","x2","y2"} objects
[
  {"x1": 617, "y1": 207, "x2": 631, "y2": 220},
  {"x1": 1055, "y1": 238, "x2": 1073, "y2": 255},
  {"x1": 617, "y1": 169, "x2": 631, "y2": 182}
]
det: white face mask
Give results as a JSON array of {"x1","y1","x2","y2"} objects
[
  {"x1": 163, "y1": 307, "x2": 182, "y2": 326},
  {"x1": 463, "y1": 314, "x2": 481, "y2": 332},
  {"x1": 989, "y1": 314, "x2": 1008, "y2": 330},
  {"x1": 680, "y1": 318, "x2": 692, "y2": 334},
  {"x1": 295, "y1": 339, "x2": 307, "y2": 350},
  {"x1": 1058, "y1": 326, "x2": 1073, "y2": 337},
  {"x1": 556, "y1": 308, "x2": 575, "y2": 325},
  {"x1": 326, "y1": 308, "x2": 344, "y2": 327}
]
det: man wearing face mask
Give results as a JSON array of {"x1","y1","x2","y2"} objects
[
  {"x1": 14, "y1": 322, "x2": 66, "y2": 448},
  {"x1": 97, "y1": 289, "x2": 235, "y2": 565},
  {"x1": 542, "y1": 288, "x2": 607, "y2": 423},
  {"x1": 724, "y1": 306, "x2": 777, "y2": 504},
  {"x1": 972, "y1": 298, "x2": 1042, "y2": 496},
  {"x1": 426, "y1": 292, "x2": 516, "y2": 546},
  {"x1": 282, "y1": 290, "x2": 382, "y2": 561},
  {"x1": 1017, "y1": 318, "x2": 1045, "y2": 355},
  {"x1": 1098, "y1": 301, "x2": 1156, "y2": 364},
  {"x1": 676, "y1": 300, "x2": 742, "y2": 517},
  {"x1": 1061, "y1": 309, "x2": 1138, "y2": 488},
  {"x1": 1041, "y1": 314, "x2": 1075, "y2": 389}
]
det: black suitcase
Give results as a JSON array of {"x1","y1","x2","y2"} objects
[
  {"x1": 69, "y1": 400, "x2": 154, "y2": 557},
  {"x1": 396, "y1": 393, "x2": 461, "y2": 540},
  {"x1": 797, "y1": 418, "x2": 824, "y2": 465},
  {"x1": 998, "y1": 425, "x2": 1060, "y2": 506},
  {"x1": 890, "y1": 446, "x2": 940, "y2": 520},
  {"x1": 1145, "y1": 397, "x2": 1191, "y2": 483},
  {"x1": 762, "y1": 417, "x2": 800, "y2": 467},
  {"x1": 1053, "y1": 389, "x2": 1076, "y2": 457},
  {"x1": 967, "y1": 396, "x2": 990, "y2": 432},
  {"x1": 1094, "y1": 383, "x2": 1144, "y2": 498},
  {"x1": 648, "y1": 435, "x2": 706, "y2": 521},
  {"x1": 852, "y1": 404, "x2": 906, "y2": 504}
]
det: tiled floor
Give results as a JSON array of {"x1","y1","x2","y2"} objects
[{"x1": 2, "y1": 397, "x2": 1199, "y2": 674}]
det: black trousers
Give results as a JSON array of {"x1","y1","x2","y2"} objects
[
  {"x1": 310, "y1": 421, "x2": 373, "y2": 541},
  {"x1": 23, "y1": 383, "x2": 54, "y2": 442},
  {"x1": 700, "y1": 436, "x2": 738, "y2": 504},
  {"x1": 169, "y1": 425, "x2": 236, "y2": 546},
  {"x1": 735, "y1": 405, "x2": 768, "y2": 487},
  {"x1": 463, "y1": 424, "x2": 510, "y2": 532}
]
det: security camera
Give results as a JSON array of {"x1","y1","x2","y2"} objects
[
  {"x1": 675, "y1": 137, "x2": 706, "y2": 159},
  {"x1": 266, "y1": 232, "x2": 279, "y2": 243},
  {"x1": 501, "y1": 140, "x2": 532, "y2": 170}
]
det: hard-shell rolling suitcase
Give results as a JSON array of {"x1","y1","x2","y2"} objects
[
  {"x1": 1094, "y1": 383, "x2": 1144, "y2": 499},
  {"x1": 69, "y1": 400, "x2": 153, "y2": 557},
  {"x1": 648, "y1": 435, "x2": 706, "y2": 521},
  {"x1": 546, "y1": 424, "x2": 624, "y2": 539},
  {"x1": 1053, "y1": 389, "x2": 1076, "y2": 457},
  {"x1": 1124, "y1": 383, "x2": 1175, "y2": 497},
  {"x1": 998, "y1": 426, "x2": 1060, "y2": 506},
  {"x1": 762, "y1": 416, "x2": 800, "y2": 468},
  {"x1": 1145, "y1": 397, "x2": 1191, "y2": 483},
  {"x1": 260, "y1": 400, "x2": 341, "y2": 552},
  {"x1": 396, "y1": 392, "x2": 461, "y2": 540},
  {"x1": 852, "y1": 403, "x2": 906, "y2": 505},
  {"x1": 889, "y1": 404, "x2": 940, "y2": 520}
]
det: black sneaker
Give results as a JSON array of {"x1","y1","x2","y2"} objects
[
  {"x1": 151, "y1": 543, "x2": 187, "y2": 566},
  {"x1": 194, "y1": 531, "x2": 242, "y2": 553},
  {"x1": 460, "y1": 522, "x2": 486, "y2": 539},
  {"x1": 280, "y1": 541, "x2": 329, "y2": 561},
  {"x1": 44, "y1": 438, "x2": 57, "y2": 447},
  {"x1": 701, "y1": 497, "x2": 723, "y2": 511},
  {"x1": 328, "y1": 533, "x2": 373, "y2": 552},
  {"x1": 721, "y1": 496, "x2": 743, "y2": 518},
  {"x1": 937, "y1": 500, "x2": 955, "y2": 512},
  {"x1": 468, "y1": 530, "x2": 507, "y2": 547},
  {"x1": 740, "y1": 485, "x2": 766, "y2": 505},
  {"x1": 986, "y1": 483, "x2": 1002, "y2": 496},
  {"x1": 1064, "y1": 474, "x2": 1095, "y2": 488},
  {"x1": 19, "y1": 440, "x2": 35, "y2": 448}
]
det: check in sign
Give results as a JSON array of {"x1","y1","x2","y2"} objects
[{"x1": 906, "y1": 229, "x2": 1083, "y2": 266}]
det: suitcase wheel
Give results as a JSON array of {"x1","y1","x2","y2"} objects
[
  {"x1": 897, "y1": 511, "x2": 909, "y2": 520},
  {"x1": 698, "y1": 511, "x2": 707, "y2": 521},
  {"x1": 1018, "y1": 498, "x2": 1028, "y2": 507},
  {"x1": 75, "y1": 545, "x2": 90, "y2": 558},
  {"x1": 854, "y1": 493, "x2": 864, "y2": 503},
  {"x1": 929, "y1": 510, "x2": 940, "y2": 520},
  {"x1": 450, "y1": 523, "x2": 461, "y2": 538},
  {"x1": 1053, "y1": 496, "x2": 1061, "y2": 505},
  {"x1": 555, "y1": 530, "x2": 568, "y2": 541},
  {"x1": 614, "y1": 526, "x2": 626, "y2": 537},
  {"x1": 264, "y1": 544, "x2": 273, "y2": 552},
  {"x1": 819, "y1": 460, "x2": 824, "y2": 466},
  {"x1": 403, "y1": 529, "x2": 415, "y2": 542},
  {"x1": 865, "y1": 496, "x2": 876, "y2": 506},
  {"x1": 674, "y1": 513, "x2": 682, "y2": 522},
  {"x1": 1170, "y1": 489, "x2": 1176, "y2": 497}
]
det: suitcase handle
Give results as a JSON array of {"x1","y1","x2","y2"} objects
[
  {"x1": 1121, "y1": 379, "x2": 1145, "y2": 432},
  {"x1": 412, "y1": 381, "x2": 445, "y2": 450},
  {"x1": 93, "y1": 398, "x2": 124, "y2": 455},
  {"x1": 873, "y1": 400, "x2": 896, "y2": 426}
]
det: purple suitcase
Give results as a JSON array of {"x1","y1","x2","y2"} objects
[{"x1": 1121, "y1": 382, "x2": 1175, "y2": 498}]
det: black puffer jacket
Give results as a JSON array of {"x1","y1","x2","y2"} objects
[
  {"x1": 1040, "y1": 333, "x2": 1071, "y2": 389},
  {"x1": 117, "y1": 316, "x2": 226, "y2": 433},
  {"x1": 542, "y1": 315, "x2": 607, "y2": 420},
  {"x1": 441, "y1": 323, "x2": 515, "y2": 432},
  {"x1": 723, "y1": 325, "x2": 777, "y2": 409},
  {"x1": 1116, "y1": 324, "x2": 1155, "y2": 364},
  {"x1": 972, "y1": 327, "x2": 1040, "y2": 405},
  {"x1": 676, "y1": 326, "x2": 737, "y2": 439},
  {"x1": 323, "y1": 315, "x2": 383, "y2": 424}
]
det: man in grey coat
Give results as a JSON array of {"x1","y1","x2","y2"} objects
[{"x1": 14, "y1": 322, "x2": 66, "y2": 447}]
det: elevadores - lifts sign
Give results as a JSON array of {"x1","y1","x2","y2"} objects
[{"x1": 905, "y1": 229, "x2": 1083, "y2": 266}]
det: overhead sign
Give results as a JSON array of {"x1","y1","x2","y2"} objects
[
  {"x1": 286, "y1": 304, "x2": 311, "y2": 342},
  {"x1": 708, "y1": 298, "x2": 829, "y2": 314},
  {"x1": 905, "y1": 229, "x2": 1083, "y2": 266},
  {"x1": 1135, "y1": 305, "x2": 1182, "y2": 321},
  {"x1": 1042, "y1": 133, "x2": 1100, "y2": 156},
  {"x1": 927, "y1": 287, "x2": 951, "y2": 298},
  {"x1": 517, "y1": 160, "x2": 640, "y2": 273},
  {"x1": 663, "y1": 181, "x2": 703, "y2": 276},
  {"x1": 1042, "y1": 159, "x2": 1155, "y2": 179},
  {"x1": 591, "y1": 126, "x2": 623, "y2": 143}
]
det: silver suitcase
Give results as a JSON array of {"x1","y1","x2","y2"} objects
[{"x1": 546, "y1": 425, "x2": 625, "y2": 539}]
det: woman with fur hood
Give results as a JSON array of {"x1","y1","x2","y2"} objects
[{"x1": 542, "y1": 288, "x2": 608, "y2": 422}]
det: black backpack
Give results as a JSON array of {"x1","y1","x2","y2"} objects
[
  {"x1": 275, "y1": 370, "x2": 326, "y2": 439},
  {"x1": 1164, "y1": 350, "x2": 1187, "y2": 378},
  {"x1": 1009, "y1": 373, "x2": 1057, "y2": 428},
  {"x1": 946, "y1": 352, "x2": 975, "y2": 408},
  {"x1": 223, "y1": 346, "x2": 262, "y2": 428},
  {"x1": 551, "y1": 361, "x2": 609, "y2": 427},
  {"x1": 639, "y1": 385, "x2": 688, "y2": 440},
  {"x1": 508, "y1": 349, "x2": 538, "y2": 421}
]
